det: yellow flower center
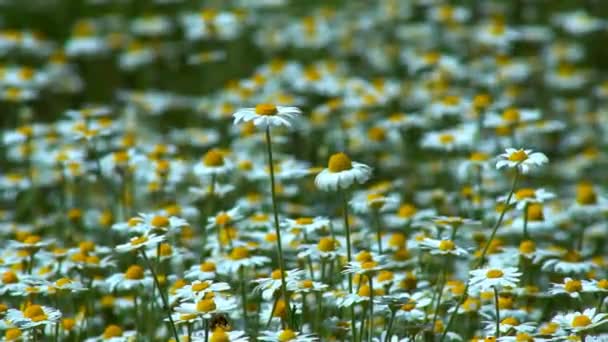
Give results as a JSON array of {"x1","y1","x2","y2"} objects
[
  {"x1": 203, "y1": 149, "x2": 225, "y2": 167},
  {"x1": 230, "y1": 247, "x2": 249, "y2": 260},
  {"x1": 362, "y1": 261, "x2": 378, "y2": 269},
  {"x1": 24, "y1": 305, "x2": 47, "y2": 322},
  {"x1": 200, "y1": 261, "x2": 216, "y2": 272},
  {"x1": 24, "y1": 235, "x2": 41, "y2": 245},
  {"x1": 598, "y1": 279, "x2": 608, "y2": 290},
  {"x1": 196, "y1": 298, "x2": 216, "y2": 313},
  {"x1": 317, "y1": 237, "x2": 337, "y2": 252},
  {"x1": 508, "y1": 150, "x2": 528, "y2": 162},
  {"x1": 278, "y1": 329, "x2": 297, "y2": 342},
  {"x1": 301, "y1": 280, "x2": 314, "y2": 288},
  {"x1": 295, "y1": 217, "x2": 313, "y2": 225},
  {"x1": 327, "y1": 152, "x2": 353, "y2": 172},
  {"x1": 502, "y1": 108, "x2": 520, "y2": 123},
  {"x1": 527, "y1": 203, "x2": 544, "y2": 221},
  {"x1": 150, "y1": 215, "x2": 169, "y2": 227},
  {"x1": 438, "y1": 240, "x2": 455, "y2": 251},
  {"x1": 210, "y1": 327, "x2": 230, "y2": 342},
  {"x1": 515, "y1": 333, "x2": 534, "y2": 342},
  {"x1": 255, "y1": 103, "x2": 278, "y2": 116},
  {"x1": 159, "y1": 243, "x2": 172, "y2": 256},
  {"x1": 401, "y1": 299, "x2": 417, "y2": 311},
  {"x1": 398, "y1": 204, "x2": 417, "y2": 218},
  {"x1": 2, "y1": 271, "x2": 18, "y2": 284},
  {"x1": 62, "y1": 318, "x2": 76, "y2": 331},
  {"x1": 5, "y1": 328, "x2": 22, "y2": 340},
  {"x1": 130, "y1": 235, "x2": 148, "y2": 246},
  {"x1": 367, "y1": 127, "x2": 386, "y2": 142},
  {"x1": 192, "y1": 281, "x2": 210, "y2": 292},
  {"x1": 271, "y1": 269, "x2": 283, "y2": 280},
  {"x1": 501, "y1": 317, "x2": 519, "y2": 326},
  {"x1": 576, "y1": 183, "x2": 597, "y2": 205},
  {"x1": 462, "y1": 298, "x2": 480, "y2": 311},
  {"x1": 473, "y1": 94, "x2": 491, "y2": 109},
  {"x1": 356, "y1": 251, "x2": 373, "y2": 262},
  {"x1": 571, "y1": 315, "x2": 592, "y2": 327},
  {"x1": 55, "y1": 278, "x2": 72, "y2": 287},
  {"x1": 103, "y1": 325, "x2": 123, "y2": 339},
  {"x1": 439, "y1": 134, "x2": 454, "y2": 144},
  {"x1": 358, "y1": 284, "x2": 371, "y2": 297},
  {"x1": 565, "y1": 279, "x2": 582, "y2": 293},
  {"x1": 486, "y1": 269, "x2": 504, "y2": 278},
  {"x1": 515, "y1": 188, "x2": 535, "y2": 200},
  {"x1": 215, "y1": 213, "x2": 231, "y2": 226},
  {"x1": 519, "y1": 240, "x2": 536, "y2": 254},
  {"x1": 540, "y1": 322, "x2": 559, "y2": 334},
  {"x1": 563, "y1": 250, "x2": 581, "y2": 262},
  {"x1": 470, "y1": 151, "x2": 489, "y2": 162},
  {"x1": 124, "y1": 265, "x2": 145, "y2": 280},
  {"x1": 388, "y1": 233, "x2": 406, "y2": 248}
]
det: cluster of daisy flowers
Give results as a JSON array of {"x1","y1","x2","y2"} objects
[{"x1": 1, "y1": 0, "x2": 608, "y2": 341}]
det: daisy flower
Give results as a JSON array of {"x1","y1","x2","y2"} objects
[
  {"x1": 174, "y1": 294, "x2": 237, "y2": 319},
  {"x1": 469, "y1": 267, "x2": 521, "y2": 292},
  {"x1": 552, "y1": 308, "x2": 608, "y2": 333},
  {"x1": 191, "y1": 327, "x2": 248, "y2": 342},
  {"x1": 258, "y1": 329, "x2": 318, "y2": 341},
  {"x1": 115, "y1": 234, "x2": 165, "y2": 253},
  {"x1": 499, "y1": 188, "x2": 555, "y2": 210},
  {"x1": 314, "y1": 152, "x2": 372, "y2": 191},
  {"x1": 496, "y1": 148, "x2": 548, "y2": 174},
  {"x1": 550, "y1": 278, "x2": 585, "y2": 299},
  {"x1": 6, "y1": 304, "x2": 61, "y2": 329},
  {"x1": 253, "y1": 269, "x2": 303, "y2": 300},
  {"x1": 233, "y1": 104, "x2": 301, "y2": 129},
  {"x1": 193, "y1": 149, "x2": 233, "y2": 177},
  {"x1": 84, "y1": 324, "x2": 137, "y2": 342},
  {"x1": 105, "y1": 265, "x2": 153, "y2": 291},
  {"x1": 418, "y1": 238, "x2": 468, "y2": 257}
]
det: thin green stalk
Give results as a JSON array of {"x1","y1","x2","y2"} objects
[
  {"x1": 368, "y1": 276, "x2": 374, "y2": 342},
  {"x1": 372, "y1": 210, "x2": 383, "y2": 254},
  {"x1": 522, "y1": 203, "x2": 529, "y2": 241},
  {"x1": 140, "y1": 250, "x2": 180, "y2": 342},
  {"x1": 264, "y1": 126, "x2": 291, "y2": 326},
  {"x1": 385, "y1": 309, "x2": 396, "y2": 342},
  {"x1": 493, "y1": 287, "x2": 500, "y2": 338},
  {"x1": 340, "y1": 190, "x2": 357, "y2": 342},
  {"x1": 239, "y1": 266, "x2": 248, "y2": 330},
  {"x1": 440, "y1": 170, "x2": 519, "y2": 341}
]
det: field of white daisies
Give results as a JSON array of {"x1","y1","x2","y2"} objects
[{"x1": 2, "y1": 0, "x2": 608, "y2": 341}]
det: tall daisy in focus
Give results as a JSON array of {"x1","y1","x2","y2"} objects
[
  {"x1": 314, "y1": 151, "x2": 371, "y2": 342},
  {"x1": 232, "y1": 103, "x2": 302, "y2": 327}
]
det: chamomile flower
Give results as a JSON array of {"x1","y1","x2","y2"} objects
[
  {"x1": 314, "y1": 152, "x2": 372, "y2": 191},
  {"x1": 233, "y1": 104, "x2": 302, "y2": 129},
  {"x1": 496, "y1": 148, "x2": 549, "y2": 173},
  {"x1": 552, "y1": 308, "x2": 608, "y2": 333},
  {"x1": 418, "y1": 238, "x2": 468, "y2": 257},
  {"x1": 6, "y1": 304, "x2": 61, "y2": 329},
  {"x1": 469, "y1": 267, "x2": 521, "y2": 292},
  {"x1": 258, "y1": 329, "x2": 318, "y2": 341},
  {"x1": 115, "y1": 234, "x2": 165, "y2": 253}
]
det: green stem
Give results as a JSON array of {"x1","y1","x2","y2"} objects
[
  {"x1": 440, "y1": 170, "x2": 519, "y2": 341},
  {"x1": 385, "y1": 309, "x2": 396, "y2": 342},
  {"x1": 373, "y1": 210, "x2": 383, "y2": 254},
  {"x1": 368, "y1": 276, "x2": 374, "y2": 342},
  {"x1": 239, "y1": 266, "x2": 248, "y2": 331},
  {"x1": 522, "y1": 203, "x2": 529, "y2": 241},
  {"x1": 140, "y1": 250, "x2": 180, "y2": 342},
  {"x1": 493, "y1": 287, "x2": 500, "y2": 338},
  {"x1": 340, "y1": 190, "x2": 357, "y2": 342},
  {"x1": 265, "y1": 126, "x2": 291, "y2": 327}
]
